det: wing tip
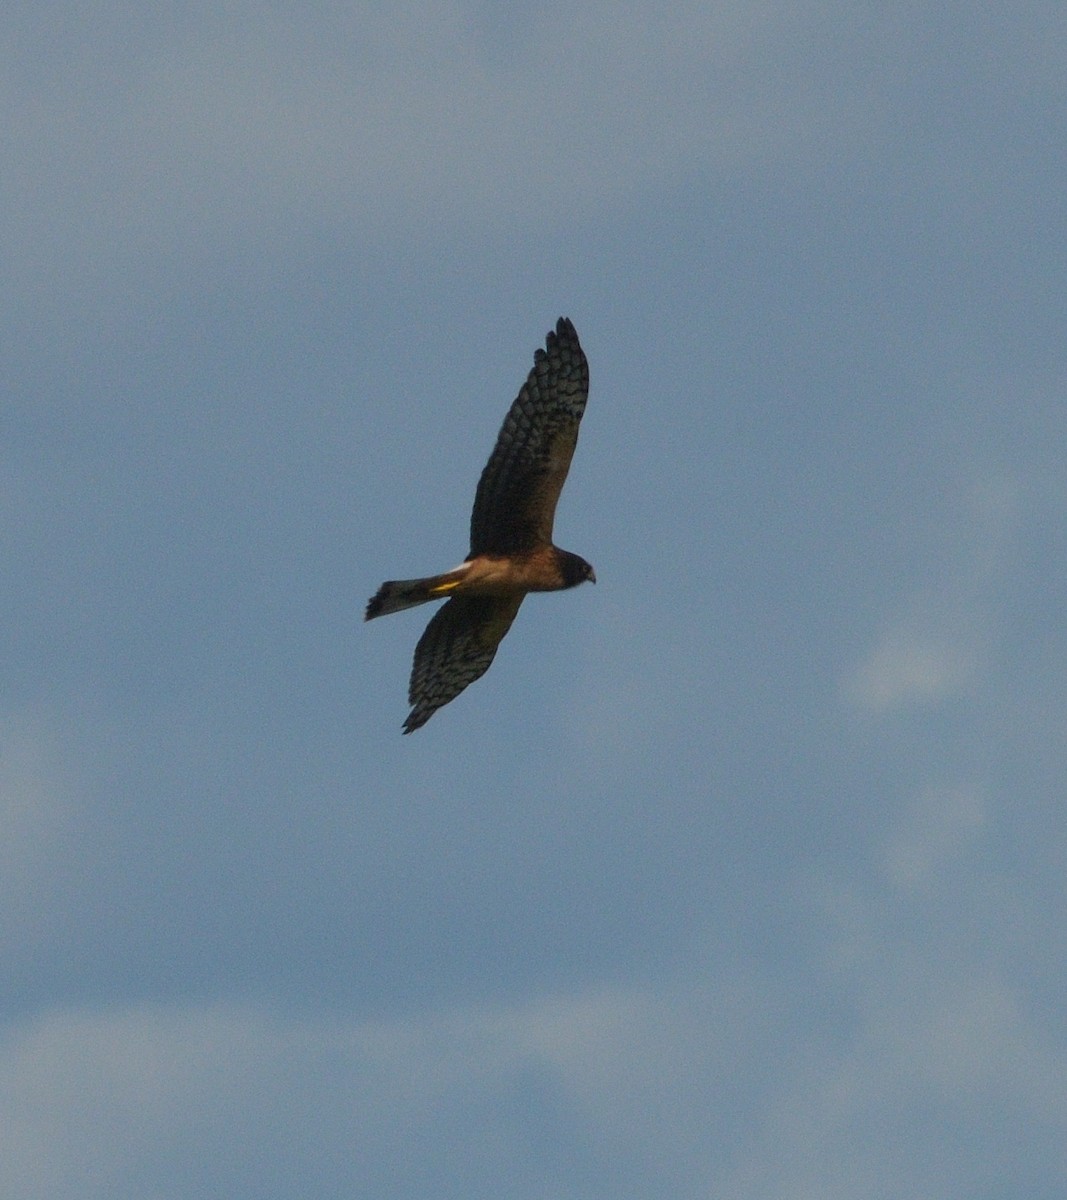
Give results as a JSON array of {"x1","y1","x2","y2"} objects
[
  {"x1": 553, "y1": 315, "x2": 577, "y2": 342},
  {"x1": 402, "y1": 707, "x2": 431, "y2": 734}
]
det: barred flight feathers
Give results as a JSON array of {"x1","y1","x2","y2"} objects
[
  {"x1": 403, "y1": 595, "x2": 522, "y2": 734},
  {"x1": 469, "y1": 317, "x2": 589, "y2": 556}
]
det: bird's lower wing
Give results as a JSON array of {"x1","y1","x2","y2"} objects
[{"x1": 404, "y1": 594, "x2": 523, "y2": 733}]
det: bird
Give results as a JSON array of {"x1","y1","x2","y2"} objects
[{"x1": 366, "y1": 317, "x2": 595, "y2": 733}]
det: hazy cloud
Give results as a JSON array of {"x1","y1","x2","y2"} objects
[
  {"x1": 882, "y1": 785, "x2": 986, "y2": 890},
  {"x1": 4, "y1": 0, "x2": 896, "y2": 296},
  {"x1": 0, "y1": 714, "x2": 79, "y2": 947}
]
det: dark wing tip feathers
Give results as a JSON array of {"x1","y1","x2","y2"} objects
[
  {"x1": 532, "y1": 318, "x2": 576, "y2": 370},
  {"x1": 550, "y1": 316, "x2": 578, "y2": 351},
  {"x1": 365, "y1": 581, "x2": 395, "y2": 620},
  {"x1": 402, "y1": 710, "x2": 427, "y2": 734}
]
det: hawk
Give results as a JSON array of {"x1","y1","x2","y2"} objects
[{"x1": 366, "y1": 317, "x2": 595, "y2": 733}]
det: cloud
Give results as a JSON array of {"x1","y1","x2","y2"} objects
[
  {"x1": 0, "y1": 976, "x2": 776, "y2": 1198},
  {"x1": 0, "y1": 714, "x2": 79, "y2": 948},
  {"x1": 5, "y1": 918, "x2": 1065, "y2": 1200},
  {"x1": 3, "y1": 1, "x2": 892, "y2": 304},
  {"x1": 721, "y1": 971, "x2": 1067, "y2": 1200},
  {"x1": 845, "y1": 469, "x2": 1025, "y2": 714},
  {"x1": 848, "y1": 631, "x2": 975, "y2": 710},
  {"x1": 882, "y1": 785, "x2": 986, "y2": 890},
  {"x1": 0, "y1": 989, "x2": 693, "y2": 1199}
]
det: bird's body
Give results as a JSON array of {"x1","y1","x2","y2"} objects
[{"x1": 366, "y1": 317, "x2": 595, "y2": 733}]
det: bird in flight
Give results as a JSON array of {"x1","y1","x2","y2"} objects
[{"x1": 366, "y1": 317, "x2": 595, "y2": 733}]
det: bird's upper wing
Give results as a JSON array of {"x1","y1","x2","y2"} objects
[
  {"x1": 403, "y1": 594, "x2": 524, "y2": 733},
  {"x1": 469, "y1": 318, "x2": 589, "y2": 556}
]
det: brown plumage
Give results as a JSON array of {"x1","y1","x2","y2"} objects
[{"x1": 366, "y1": 317, "x2": 595, "y2": 733}]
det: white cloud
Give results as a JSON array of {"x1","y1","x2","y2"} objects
[
  {"x1": 721, "y1": 971, "x2": 1067, "y2": 1200},
  {"x1": 0, "y1": 990, "x2": 679, "y2": 1199},
  {"x1": 882, "y1": 785, "x2": 986, "y2": 890},
  {"x1": 1, "y1": 1004, "x2": 292, "y2": 1199},
  {"x1": 3, "y1": 1, "x2": 891, "y2": 299},
  {"x1": 5, "y1": 932, "x2": 1064, "y2": 1200},
  {"x1": 0, "y1": 714, "x2": 79, "y2": 947},
  {"x1": 845, "y1": 469, "x2": 1025, "y2": 714},
  {"x1": 848, "y1": 631, "x2": 975, "y2": 710}
]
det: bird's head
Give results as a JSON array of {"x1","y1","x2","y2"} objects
[{"x1": 559, "y1": 550, "x2": 596, "y2": 588}]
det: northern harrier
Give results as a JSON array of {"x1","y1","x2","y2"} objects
[{"x1": 366, "y1": 317, "x2": 595, "y2": 733}]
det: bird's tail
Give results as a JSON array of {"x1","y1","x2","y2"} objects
[{"x1": 365, "y1": 565, "x2": 470, "y2": 620}]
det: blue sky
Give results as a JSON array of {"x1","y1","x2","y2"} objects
[{"x1": 4, "y1": 3, "x2": 1066, "y2": 1196}]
